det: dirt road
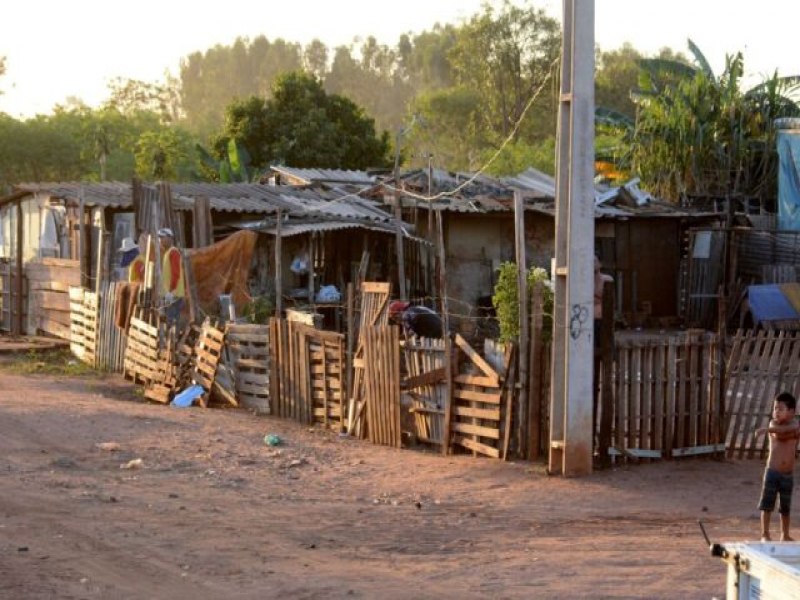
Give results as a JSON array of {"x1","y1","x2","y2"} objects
[{"x1": 0, "y1": 367, "x2": 766, "y2": 599}]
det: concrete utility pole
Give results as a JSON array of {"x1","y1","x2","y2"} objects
[{"x1": 549, "y1": 0, "x2": 595, "y2": 476}]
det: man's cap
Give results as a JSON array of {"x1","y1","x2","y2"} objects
[
  {"x1": 388, "y1": 300, "x2": 410, "y2": 316},
  {"x1": 157, "y1": 227, "x2": 175, "y2": 239},
  {"x1": 118, "y1": 237, "x2": 137, "y2": 253}
]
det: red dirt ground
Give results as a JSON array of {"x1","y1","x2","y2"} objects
[{"x1": 0, "y1": 365, "x2": 771, "y2": 599}]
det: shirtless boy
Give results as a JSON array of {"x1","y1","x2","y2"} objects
[{"x1": 755, "y1": 392, "x2": 800, "y2": 542}]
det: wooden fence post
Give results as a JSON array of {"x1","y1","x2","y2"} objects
[
  {"x1": 527, "y1": 282, "x2": 545, "y2": 460},
  {"x1": 598, "y1": 284, "x2": 615, "y2": 467}
]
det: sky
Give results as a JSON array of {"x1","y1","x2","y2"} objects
[{"x1": 1, "y1": 0, "x2": 798, "y2": 118}]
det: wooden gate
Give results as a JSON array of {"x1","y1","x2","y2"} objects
[
  {"x1": 612, "y1": 331, "x2": 723, "y2": 459},
  {"x1": 724, "y1": 329, "x2": 800, "y2": 458},
  {"x1": 347, "y1": 281, "x2": 391, "y2": 436},
  {"x1": 270, "y1": 318, "x2": 346, "y2": 430},
  {"x1": 446, "y1": 334, "x2": 514, "y2": 459},
  {"x1": 363, "y1": 325, "x2": 402, "y2": 447},
  {"x1": 225, "y1": 323, "x2": 270, "y2": 414},
  {"x1": 403, "y1": 336, "x2": 448, "y2": 447}
]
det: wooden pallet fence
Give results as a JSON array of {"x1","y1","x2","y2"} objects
[
  {"x1": 446, "y1": 334, "x2": 511, "y2": 459},
  {"x1": 363, "y1": 325, "x2": 401, "y2": 447},
  {"x1": 268, "y1": 318, "x2": 346, "y2": 429},
  {"x1": 95, "y1": 280, "x2": 128, "y2": 372},
  {"x1": 69, "y1": 286, "x2": 98, "y2": 365},
  {"x1": 27, "y1": 258, "x2": 80, "y2": 340},
  {"x1": 0, "y1": 260, "x2": 21, "y2": 332},
  {"x1": 193, "y1": 320, "x2": 227, "y2": 408},
  {"x1": 143, "y1": 334, "x2": 178, "y2": 404},
  {"x1": 613, "y1": 331, "x2": 722, "y2": 459},
  {"x1": 402, "y1": 336, "x2": 447, "y2": 447},
  {"x1": 269, "y1": 318, "x2": 311, "y2": 422},
  {"x1": 724, "y1": 329, "x2": 800, "y2": 459},
  {"x1": 123, "y1": 316, "x2": 161, "y2": 385},
  {"x1": 225, "y1": 323, "x2": 270, "y2": 414},
  {"x1": 347, "y1": 281, "x2": 391, "y2": 437},
  {"x1": 308, "y1": 328, "x2": 346, "y2": 431}
]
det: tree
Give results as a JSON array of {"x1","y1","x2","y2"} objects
[
  {"x1": 211, "y1": 72, "x2": 391, "y2": 173},
  {"x1": 595, "y1": 43, "x2": 642, "y2": 122},
  {"x1": 134, "y1": 128, "x2": 193, "y2": 180},
  {"x1": 402, "y1": 0, "x2": 561, "y2": 175},
  {"x1": 406, "y1": 87, "x2": 486, "y2": 170},
  {"x1": 179, "y1": 36, "x2": 303, "y2": 138},
  {"x1": 448, "y1": 1, "x2": 561, "y2": 140},
  {"x1": 303, "y1": 39, "x2": 328, "y2": 80}
]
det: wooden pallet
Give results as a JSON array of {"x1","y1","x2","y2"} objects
[
  {"x1": 226, "y1": 323, "x2": 270, "y2": 414},
  {"x1": 193, "y1": 320, "x2": 226, "y2": 408},
  {"x1": 69, "y1": 286, "x2": 98, "y2": 366},
  {"x1": 123, "y1": 317, "x2": 160, "y2": 384},
  {"x1": 363, "y1": 325, "x2": 402, "y2": 447},
  {"x1": 308, "y1": 328, "x2": 346, "y2": 431},
  {"x1": 447, "y1": 334, "x2": 512, "y2": 459},
  {"x1": 403, "y1": 336, "x2": 447, "y2": 447}
]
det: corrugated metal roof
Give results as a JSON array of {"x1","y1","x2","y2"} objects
[
  {"x1": 235, "y1": 218, "x2": 429, "y2": 243},
  {"x1": 9, "y1": 182, "x2": 133, "y2": 208},
  {"x1": 269, "y1": 165, "x2": 376, "y2": 185},
  {"x1": 503, "y1": 168, "x2": 557, "y2": 198},
  {"x1": 4, "y1": 182, "x2": 394, "y2": 224}
]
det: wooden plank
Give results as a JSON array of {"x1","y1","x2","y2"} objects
[
  {"x1": 672, "y1": 443, "x2": 726, "y2": 457},
  {"x1": 501, "y1": 343, "x2": 515, "y2": 460},
  {"x1": 360, "y1": 282, "x2": 391, "y2": 294},
  {"x1": 630, "y1": 342, "x2": 641, "y2": 451},
  {"x1": 641, "y1": 343, "x2": 652, "y2": 451},
  {"x1": 608, "y1": 447, "x2": 662, "y2": 459},
  {"x1": 452, "y1": 435, "x2": 500, "y2": 458},
  {"x1": 453, "y1": 334, "x2": 499, "y2": 386},
  {"x1": 452, "y1": 406, "x2": 501, "y2": 420},
  {"x1": 451, "y1": 422, "x2": 500, "y2": 439},
  {"x1": 688, "y1": 336, "x2": 699, "y2": 449},
  {"x1": 404, "y1": 367, "x2": 447, "y2": 390},
  {"x1": 453, "y1": 374, "x2": 497, "y2": 387},
  {"x1": 616, "y1": 342, "x2": 629, "y2": 453},
  {"x1": 452, "y1": 389, "x2": 503, "y2": 404}
]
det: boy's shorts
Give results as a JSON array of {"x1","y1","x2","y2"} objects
[{"x1": 758, "y1": 468, "x2": 793, "y2": 515}]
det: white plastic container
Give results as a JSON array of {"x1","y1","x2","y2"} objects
[{"x1": 716, "y1": 541, "x2": 800, "y2": 599}]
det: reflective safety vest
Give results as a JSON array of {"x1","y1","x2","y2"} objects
[
  {"x1": 128, "y1": 255, "x2": 145, "y2": 283},
  {"x1": 161, "y1": 246, "x2": 185, "y2": 298}
]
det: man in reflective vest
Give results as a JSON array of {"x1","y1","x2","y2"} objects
[{"x1": 158, "y1": 228, "x2": 185, "y2": 325}]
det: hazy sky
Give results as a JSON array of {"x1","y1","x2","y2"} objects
[{"x1": 1, "y1": 0, "x2": 798, "y2": 118}]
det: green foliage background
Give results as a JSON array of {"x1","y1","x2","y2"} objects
[
  {"x1": 492, "y1": 262, "x2": 554, "y2": 343},
  {"x1": 1, "y1": 1, "x2": 798, "y2": 208}
]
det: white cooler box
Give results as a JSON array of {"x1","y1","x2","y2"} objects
[{"x1": 715, "y1": 541, "x2": 800, "y2": 599}]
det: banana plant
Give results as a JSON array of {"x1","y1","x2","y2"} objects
[
  {"x1": 195, "y1": 138, "x2": 254, "y2": 182},
  {"x1": 627, "y1": 39, "x2": 800, "y2": 207}
]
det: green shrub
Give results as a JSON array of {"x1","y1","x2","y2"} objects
[
  {"x1": 241, "y1": 295, "x2": 274, "y2": 324},
  {"x1": 492, "y1": 262, "x2": 554, "y2": 343}
]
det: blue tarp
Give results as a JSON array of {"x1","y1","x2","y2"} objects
[
  {"x1": 171, "y1": 384, "x2": 204, "y2": 408},
  {"x1": 777, "y1": 126, "x2": 800, "y2": 231},
  {"x1": 748, "y1": 284, "x2": 800, "y2": 324}
]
